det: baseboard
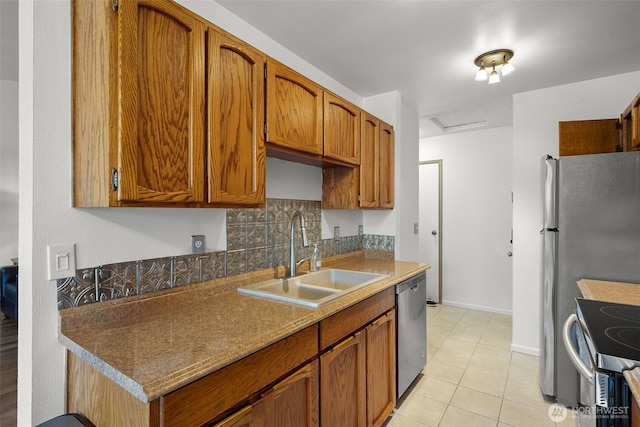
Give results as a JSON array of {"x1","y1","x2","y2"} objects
[
  {"x1": 511, "y1": 343, "x2": 540, "y2": 356},
  {"x1": 441, "y1": 299, "x2": 512, "y2": 316}
]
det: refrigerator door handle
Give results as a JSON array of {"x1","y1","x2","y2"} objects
[{"x1": 562, "y1": 314, "x2": 595, "y2": 384}]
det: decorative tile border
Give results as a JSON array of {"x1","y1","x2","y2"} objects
[{"x1": 58, "y1": 198, "x2": 395, "y2": 308}]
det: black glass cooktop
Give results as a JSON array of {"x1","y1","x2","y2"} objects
[{"x1": 576, "y1": 297, "x2": 640, "y2": 371}]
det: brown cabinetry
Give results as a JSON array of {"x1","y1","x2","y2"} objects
[
  {"x1": 214, "y1": 361, "x2": 319, "y2": 427},
  {"x1": 320, "y1": 331, "x2": 367, "y2": 427},
  {"x1": 319, "y1": 288, "x2": 396, "y2": 427},
  {"x1": 266, "y1": 59, "x2": 324, "y2": 157},
  {"x1": 622, "y1": 92, "x2": 640, "y2": 152},
  {"x1": 323, "y1": 114, "x2": 394, "y2": 210},
  {"x1": 366, "y1": 311, "x2": 396, "y2": 427},
  {"x1": 72, "y1": 0, "x2": 265, "y2": 207},
  {"x1": 360, "y1": 113, "x2": 394, "y2": 208},
  {"x1": 558, "y1": 119, "x2": 620, "y2": 156},
  {"x1": 324, "y1": 92, "x2": 361, "y2": 165},
  {"x1": 207, "y1": 29, "x2": 265, "y2": 205}
]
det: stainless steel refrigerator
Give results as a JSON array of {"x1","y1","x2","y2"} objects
[{"x1": 540, "y1": 152, "x2": 640, "y2": 408}]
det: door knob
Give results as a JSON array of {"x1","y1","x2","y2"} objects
[{"x1": 431, "y1": 230, "x2": 437, "y2": 236}]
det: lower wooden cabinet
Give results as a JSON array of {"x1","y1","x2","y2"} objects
[
  {"x1": 366, "y1": 311, "x2": 396, "y2": 427},
  {"x1": 213, "y1": 361, "x2": 319, "y2": 427},
  {"x1": 320, "y1": 309, "x2": 396, "y2": 427},
  {"x1": 320, "y1": 331, "x2": 367, "y2": 427},
  {"x1": 66, "y1": 290, "x2": 397, "y2": 427}
]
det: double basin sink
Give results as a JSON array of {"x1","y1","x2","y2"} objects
[{"x1": 237, "y1": 269, "x2": 389, "y2": 308}]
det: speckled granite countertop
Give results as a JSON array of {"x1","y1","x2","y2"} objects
[
  {"x1": 577, "y1": 279, "x2": 640, "y2": 409},
  {"x1": 577, "y1": 279, "x2": 640, "y2": 306},
  {"x1": 59, "y1": 251, "x2": 429, "y2": 403}
]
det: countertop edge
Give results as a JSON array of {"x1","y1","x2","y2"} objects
[{"x1": 60, "y1": 258, "x2": 429, "y2": 402}]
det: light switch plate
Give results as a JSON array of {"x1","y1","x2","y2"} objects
[
  {"x1": 414, "y1": 223, "x2": 419, "y2": 234},
  {"x1": 333, "y1": 226, "x2": 340, "y2": 241},
  {"x1": 47, "y1": 243, "x2": 76, "y2": 280},
  {"x1": 191, "y1": 235, "x2": 205, "y2": 254}
]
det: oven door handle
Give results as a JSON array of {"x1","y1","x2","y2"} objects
[{"x1": 563, "y1": 313, "x2": 595, "y2": 385}]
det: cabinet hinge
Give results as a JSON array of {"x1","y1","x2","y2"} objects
[
  {"x1": 264, "y1": 123, "x2": 268, "y2": 136},
  {"x1": 264, "y1": 67, "x2": 267, "y2": 80},
  {"x1": 112, "y1": 0, "x2": 119, "y2": 11},
  {"x1": 111, "y1": 169, "x2": 119, "y2": 191}
]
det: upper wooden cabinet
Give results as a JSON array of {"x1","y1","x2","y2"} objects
[
  {"x1": 378, "y1": 121, "x2": 395, "y2": 209},
  {"x1": 207, "y1": 29, "x2": 265, "y2": 205},
  {"x1": 558, "y1": 119, "x2": 620, "y2": 156},
  {"x1": 324, "y1": 92, "x2": 361, "y2": 165},
  {"x1": 360, "y1": 113, "x2": 380, "y2": 208},
  {"x1": 360, "y1": 113, "x2": 394, "y2": 208},
  {"x1": 266, "y1": 59, "x2": 324, "y2": 156},
  {"x1": 72, "y1": 0, "x2": 265, "y2": 207},
  {"x1": 323, "y1": 113, "x2": 394, "y2": 210},
  {"x1": 622, "y1": 92, "x2": 640, "y2": 152}
]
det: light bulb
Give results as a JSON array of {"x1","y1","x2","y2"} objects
[
  {"x1": 488, "y1": 66, "x2": 500, "y2": 84},
  {"x1": 475, "y1": 64, "x2": 488, "y2": 81},
  {"x1": 502, "y1": 59, "x2": 515, "y2": 76}
]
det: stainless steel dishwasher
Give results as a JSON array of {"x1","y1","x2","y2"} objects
[{"x1": 396, "y1": 271, "x2": 427, "y2": 398}]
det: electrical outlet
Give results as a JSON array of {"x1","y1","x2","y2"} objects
[
  {"x1": 191, "y1": 235, "x2": 205, "y2": 254},
  {"x1": 358, "y1": 225, "x2": 363, "y2": 236},
  {"x1": 47, "y1": 243, "x2": 76, "y2": 280},
  {"x1": 334, "y1": 226, "x2": 340, "y2": 241}
]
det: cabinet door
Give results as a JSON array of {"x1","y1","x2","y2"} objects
[
  {"x1": 632, "y1": 95, "x2": 640, "y2": 151},
  {"x1": 378, "y1": 122, "x2": 394, "y2": 209},
  {"x1": 117, "y1": 0, "x2": 206, "y2": 203},
  {"x1": 320, "y1": 331, "x2": 367, "y2": 427},
  {"x1": 366, "y1": 310, "x2": 396, "y2": 427},
  {"x1": 324, "y1": 92, "x2": 361, "y2": 164},
  {"x1": 207, "y1": 29, "x2": 265, "y2": 205},
  {"x1": 267, "y1": 360, "x2": 319, "y2": 427},
  {"x1": 212, "y1": 405, "x2": 258, "y2": 427},
  {"x1": 212, "y1": 361, "x2": 318, "y2": 427},
  {"x1": 558, "y1": 119, "x2": 620, "y2": 156},
  {"x1": 266, "y1": 60, "x2": 323, "y2": 155},
  {"x1": 360, "y1": 112, "x2": 380, "y2": 208}
]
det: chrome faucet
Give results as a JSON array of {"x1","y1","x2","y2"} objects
[{"x1": 289, "y1": 210, "x2": 309, "y2": 276}]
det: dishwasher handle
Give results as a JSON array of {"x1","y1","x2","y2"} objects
[{"x1": 562, "y1": 313, "x2": 595, "y2": 385}]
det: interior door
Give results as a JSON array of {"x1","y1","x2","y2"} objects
[{"x1": 419, "y1": 160, "x2": 441, "y2": 303}]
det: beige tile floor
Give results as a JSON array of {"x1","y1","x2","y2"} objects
[{"x1": 385, "y1": 304, "x2": 577, "y2": 427}]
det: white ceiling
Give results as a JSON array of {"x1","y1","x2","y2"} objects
[{"x1": 216, "y1": 0, "x2": 640, "y2": 137}]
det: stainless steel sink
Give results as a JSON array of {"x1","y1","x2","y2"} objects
[{"x1": 237, "y1": 269, "x2": 388, "y2": 307}]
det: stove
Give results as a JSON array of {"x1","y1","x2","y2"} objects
[
  {"x1": 569, "y1": 298, "x2": 639, "y2": 427},
  {"x1": 576, "y1": 298, "x2": 640, "y2": 373}
]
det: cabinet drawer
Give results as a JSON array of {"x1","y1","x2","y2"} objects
[
  {"x1": 160, "y1": 324, "x2": 318, "y2": 427},
  {"x1": 319, "y1": 287, "x2": 394, "y2": 350}
]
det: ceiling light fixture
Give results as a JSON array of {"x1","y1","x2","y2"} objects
[{"x1": 473, "y1": 49, "x2": 515, "y2": 84}]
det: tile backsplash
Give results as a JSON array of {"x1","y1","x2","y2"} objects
[{"x1": 57, "y1": 198, "x2": 395, "y2": 309}]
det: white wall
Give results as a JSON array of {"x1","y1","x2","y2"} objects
[
  {"x1": 19, "y1": 0, "x2": 417, "y2": 424},
  {"x1": 511, "y1": 70, "x2": 640, "y2": 355},
  {"x1": 420, "y1": 126, "x2": 514, "y2": 314},
  {"x1": 1, "y1": 79, "x2": 18, "y2": 265}
]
